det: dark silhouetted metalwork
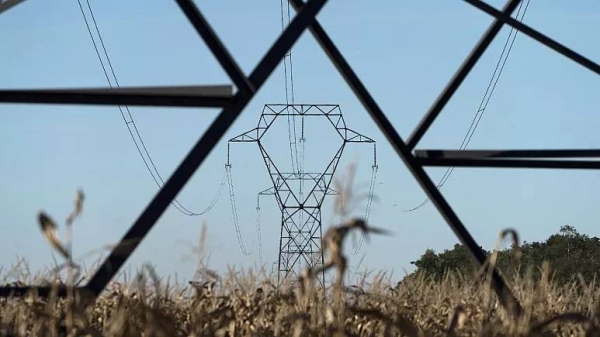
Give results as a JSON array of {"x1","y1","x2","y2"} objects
[
  {"x1": 1, "y1": 0, "x2": 599, "y2": 322},
  {"x1": 0, "y1": 0, "x2": 25, "y2": 14},
  {"x1": 0, "y1": 0, "x2": 329, "y2": 299}
]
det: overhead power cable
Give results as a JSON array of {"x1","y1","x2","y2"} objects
[
  {"x1": 225, "y1": 164, "x2": 252, "y2": 255},
  {"x1": 224, "y1": 145, "x2": 256, "y2": 255},
  {"x1": 351, "y1": 144, "x2": 379, "y2": 255},
  {"x1": 280, "y1": 0, "x2": 300, "y2": 176},
  {"x1": 77, "y1": 0, "x2": 224, "y2": 216},
  {"x1": 255, "y1": 193, "x2": 265, "y2": 265},
  {"x1": 404, "y1": 0, "x2": 531, "y2": 212}
]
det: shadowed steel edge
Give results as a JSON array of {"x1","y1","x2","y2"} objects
[{"x1": 0, "y1": 0, "x2": 598, "y2": 319}]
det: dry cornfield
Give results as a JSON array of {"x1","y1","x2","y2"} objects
[
  {"x1": 1, "y1": 190, "x2": 600, "y2": 336},
  {"x1": 1, "y1": 224, "x2": 600, "y2": 337}
]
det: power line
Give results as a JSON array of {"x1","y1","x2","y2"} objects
[
  {"x1": 77, "y1": 0, "x2": 223, "y2": 216},
  {"x1": 351, "y1": 162, "x2": 378, "y2": 255},
  {"x1": 404, "y1": 0, "x2": 531, "y2": 212},
  {"x1": 280, "y1": 0, "x2": 300, "y2": 175},
  {"x1": 255, "y1": 193, "x2": 266, "y2": 266},
  {"x1": 224, "y1": 146, "x2": 256, "y2": 256},
  {"x1": 286, "y1": 0, "x2": 300, "y2": 176},
  {"x1": 226, "y1": 164, "x2": 252, "y2": 255}
]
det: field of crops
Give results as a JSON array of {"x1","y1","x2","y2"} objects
[{"x1": 1, "y1": 219, "x2": 600, "y2": 337}]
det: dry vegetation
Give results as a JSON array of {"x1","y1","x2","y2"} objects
[
  {"x1": 2, "y1": 177, "x2": 600, "y2": 336},
  {"x1": 2, "y1": 242, "x2": 600, "y2": 337}
]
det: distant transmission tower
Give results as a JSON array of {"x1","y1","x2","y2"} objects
[{"x1": 228, "y1": 104, "x2": 376, "y2": 286}]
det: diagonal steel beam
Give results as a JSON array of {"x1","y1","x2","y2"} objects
[
  {"x1": 174, "y1": 0, "x2": 254, "y2": 95},
  {"x1": 83, "y1": 0, "x2": 329, "y2": 298},
  {"x1": 406, "y1": 0, "x2": 523, "y2": 150},
  {"x1": 0, "y1": 0, "x2": 26, "y2": 14},
  {"x1": 465, "y1": 0, "x2": 600, "y2": 76},
  {"x1": 289, "y1": 0, "x2": 523, "y2": 318}
]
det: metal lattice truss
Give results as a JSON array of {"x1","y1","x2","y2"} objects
[
  {"x1": 230, "y1": 104, "x2": 374, "y2": 143},
  {"x1": 257, "y1": 172, "x2": 341, "y2": 209},
  {"x1": 1, "y1": 0, "x2": 599, "y2": 318},
  {"x1": 229, "y1": 104, "x2": 375, "y2": 285},
  {"x1": 258, "y1": 179, "x2": 339, "y2": 284}
]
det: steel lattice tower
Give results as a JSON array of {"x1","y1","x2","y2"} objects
[{"x1": 229, "y1": 104, "x2": 375, "y2": 285}]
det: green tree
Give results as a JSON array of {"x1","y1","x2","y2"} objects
[
  {"x1": 408, "y1": 225, "x2": 600, "y2": 285},
  {"x1": 410, "y1": 244, "x2": 487, "y2": 281}
]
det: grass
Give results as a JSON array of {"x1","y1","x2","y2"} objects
[{"x1": 1, "y1": 181, "x2": 600, "y2": 336}]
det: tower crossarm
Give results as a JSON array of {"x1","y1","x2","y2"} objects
[
  {"x1": 342, "y1": 128, "x2": 375, "y2": 143},
  {"x1": 272, "y1": 173, "x2": 340, "y2": 203},
  {"x1": 326, "y1": 187, "x2": 340, "y2": 195},
  {"x1": 229, "y1": 128, "x2": 260, "y2": 142},
  {"x1": 258, "y1": 186, "x2": 276, "y2": 196}
]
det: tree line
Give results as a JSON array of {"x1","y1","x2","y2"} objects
[{"x1": 408, "y1": 225, "x2": 600, "y2": 285}]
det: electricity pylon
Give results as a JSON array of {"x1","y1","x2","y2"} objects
[{"x1": 228, "y1": 103, "x2": 376, "y2": 286}]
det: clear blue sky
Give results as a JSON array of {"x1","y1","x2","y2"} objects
[{"x1": 1, "y1": 0, "x2": 600, "y2": 286}]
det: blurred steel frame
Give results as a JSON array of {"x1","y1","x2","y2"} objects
[
  {"x1": 0, "y1": 0, "x2": 25, "y2": 14},
  {"x1": 0, "y1": 0, "x2": 597, "y2": 320},
  {"x1": 287, "y1": 0, "x2": 600, "y2": 318},
  {"x1": 0, "y1": 0, "x2": 329, "y2": 299}
]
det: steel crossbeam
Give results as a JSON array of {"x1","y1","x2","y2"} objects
[{"x1": 1, "y1": 0, "x2": 598, "y2": 321}]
